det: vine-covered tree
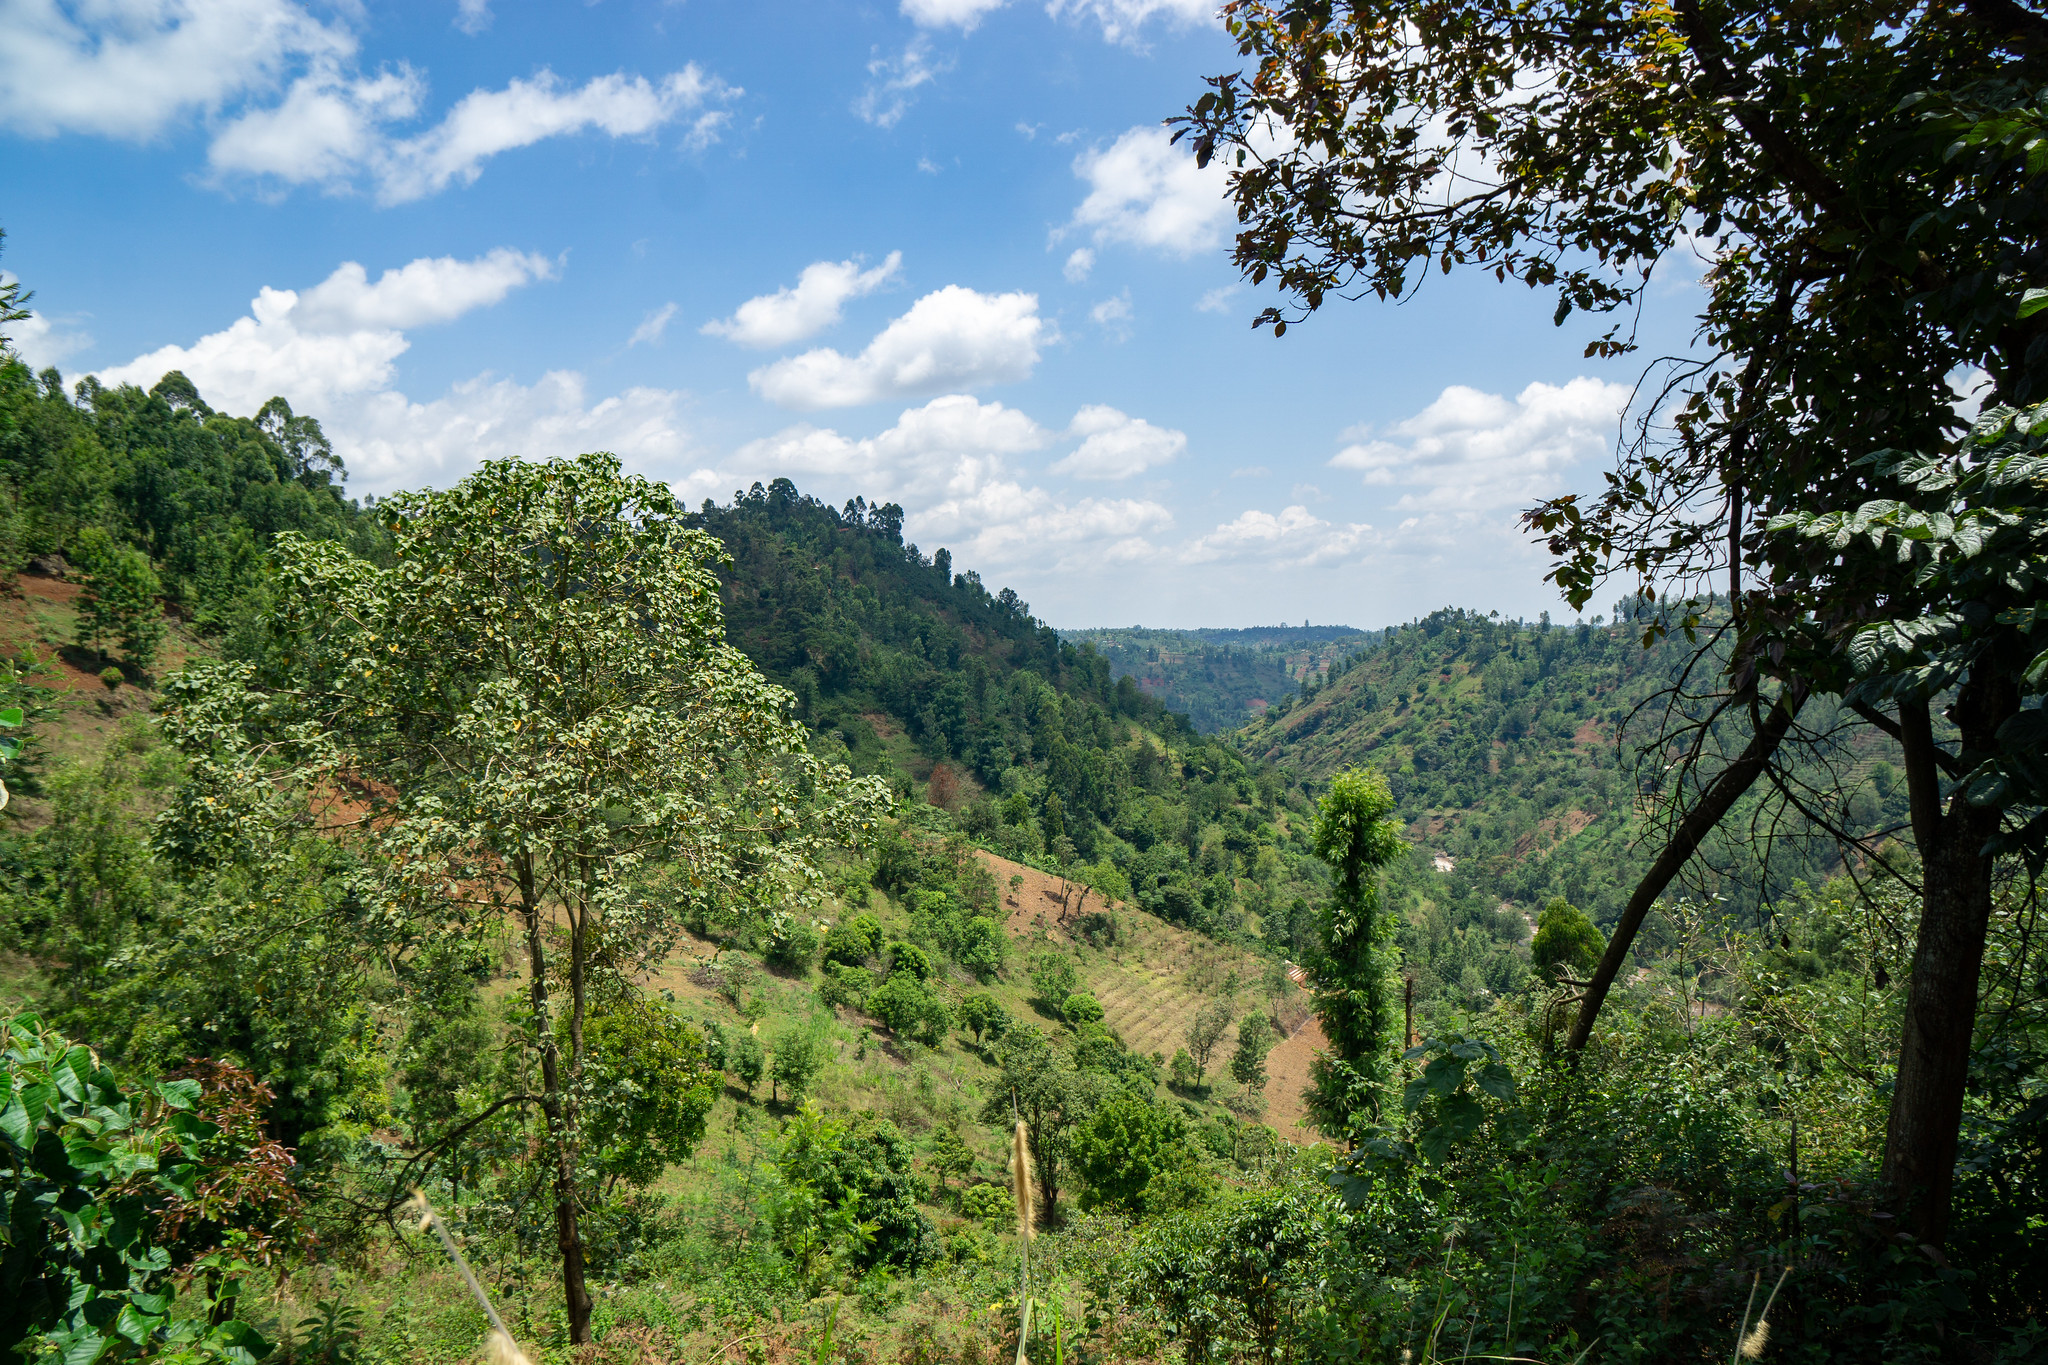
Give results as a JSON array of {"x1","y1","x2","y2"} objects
[{"x1": 1305, "y1": 769, "x2": 1405, "y2": 1132}]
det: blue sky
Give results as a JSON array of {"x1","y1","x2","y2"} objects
[{"x1": 1, "y1": 0, "x2": 1701, "y2": 628}]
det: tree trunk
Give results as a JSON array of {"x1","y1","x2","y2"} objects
[
  {"x1": 521, "y1": 893, "x2": 593, "y2": 1344},
  {"x1": 1883, "y1": 677, "x2": 2015, "y2": 1247}
]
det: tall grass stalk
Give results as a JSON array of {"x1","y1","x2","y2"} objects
[
  {"x1": 1734, "y1": 1268, "x2": 1790, "y2": 1362},
  {"x1": 407, "y1": 1191, "x2": 534, "y2": 1365},
  {"x1": 1013, "y1": 1118, "x2": 1034, "y2": 1365}
]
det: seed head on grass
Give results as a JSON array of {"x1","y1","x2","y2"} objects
[
  {"x1": 1012, "y1": 1120, "x2": 1034, "y2": 1241},
  {"x1": 486, "y1": 1330, "x2": 535, "y2": 1365}
]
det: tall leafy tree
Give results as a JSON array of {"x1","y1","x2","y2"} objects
[
  {"x1": 1175, "y1": 0, "x2": 2048, "y2": 1244},
  {"x1": 155, "y1": 452, "x2": 886, "y2": 1342},
  {"x1": 1306, "y1": 769, "x2": 1404, "y2": 1133},
  {"x1": 71, "y1": 527, "x2": 165, "y2": 670}
]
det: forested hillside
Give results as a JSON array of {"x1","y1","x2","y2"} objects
[
  {"x1": 1229, "y1": 607, "x2": 1912, "y2": 999},
  {"x1": 0, "y1": 307, "x2": 2040, "y2": 1363},
  {"x1": 682, "y1": 481, "x2": 1357, "y2": 955},
  {"x1": 1061, "y1": 624, "x2": 1374, "y2": 732},
  {"x1": 0, "y1": 359, "x2": 385, "y2": 653}
]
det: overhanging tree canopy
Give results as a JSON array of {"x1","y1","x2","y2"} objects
[{"x1": 1176, "y1": 0, "x2": 2048, "y2": 1243}]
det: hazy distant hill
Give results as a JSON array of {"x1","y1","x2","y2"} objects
[{"x1": 1060, "y1": 625, "x2": 1378, "y2": 733}]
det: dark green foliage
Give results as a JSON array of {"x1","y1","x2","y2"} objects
[
  {"x1": 1028, "y1": 949, "x2": 1079, "y2": 1007},
  {"x1": 818, "y1": 963, "x2": 876, "y2": 1012},
  {"x1": 727, "y1": 1029, "x2": 765, "y2": 1097},
  {"x1": 926, "y1": 1125, "x2": 975, "y2": 1194},
  {"x1": 764, "y1": 916, "x2": 821, "y2": 974},
  {"x1": 770, "y1": 1024, "x2": 826, "y2": 1106},
  {"x1": 981, "y1": 1027, "x2": 1094, "y2": 1222},
  {"x1": 1228, "y1": 1012, "x2": 1274, "y2": 1094},
  {"x1": 71, "y1": 526, "x2": 164, "y2": 670},
  {"x1": 0, "y1": 354, "x2": 385, "y2": 634},
  {"x1": 773, "y1": 1103, "x2": 939, "y2": 1284},
  {"x1": 1061, "y1": 991, "x2": 1105, "y2": 1026},
  {"x1": 1530, "y1": 896, "x2": 1604, "y2": 983},
  {"x1": 958, "y1": 993, "x2": 1008, "y2": 1046},
  {"x1": 822, "y1": 912, "x2": 882, "y2": 968},
  {"x1": 868, "y1": 971, "x2": 951, "y2": 1045},
  {"x1": 885, "y1": 940, "x2": 935, "y2": 980},
  {"x1": 584, "y1": 994, "x2": 722, "y2": 1188},
  {"x1": 1130, "y1": 1182, "x2": 1328, "y2": 1364},
  {"x1": 1071, "y1": 1085, "x2": 1193, "y2": 1213},
  {"x1": 1, "y1": 1014, "x2": 295, "y2": 1363}
]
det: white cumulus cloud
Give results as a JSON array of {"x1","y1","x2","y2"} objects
[
  {"x1": 901, "y1": 0, "x2": 1008, "y2": 28},
  {"x1": 1064, "y1": 125, "x2": 1232, "y2": 257},
  {"x1": 0, "y1": 276, "x2": 92, "y2": 370},
  {"x1": 1330, "y1": 377, "x2": 1631, "y2": 511},
  {"x1": 0, "y1": 0, "x2": 352, "y2": 139},
  {"x1": 703, "y1": 253, "x2": 902, "y2": 349},
  {"x1": 87, "y1": 251, "x2": 693, "y2": 491},
  {"x1": 211, "y1": 65, "x2": 736, "y2": 204},
  {"x1": 293, "y1": 249, "x2": 556, "y2": 332},
  {"x1": 1052, "y1": 404, "x2": 1183, "y2": 480},
  {"x1": 1183, "y1": 505, "x2": 1376, "y2": 567},
  {"x1": 748, "y1": 285, "x2": 1048, "y2": 410},
  {"x1": 732, "y1": 395, "x2": 1169, "y2": 569},
  {"x1": 1063, "y1": 248, "x2": 1095, "y2": 283},
  {"x1": 1046, "y1": 0, "x2": 1216, "y2": 43}
]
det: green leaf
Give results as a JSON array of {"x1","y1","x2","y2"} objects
[
  {"x1": 0, "y1": 707, "x2": 21, "y2": 727},
  {"x1": 2020, "y1": 287, "x2": 2048, "y2": 319},
  {"x1": 1438, "y1": 1091, "x2": 1485, "y2": 1143},
  {"x1": 1421, "y1": 1053, "x2": 1467, "y2": 1097},
  {"x1": 0, "y1": 1095, "x2": 30, "y2": 1147},
  {"x1": 1473, "y1": 1060, "x2": 1516, "y2": 1103}
]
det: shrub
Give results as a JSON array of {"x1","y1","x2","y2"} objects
[
  {"x1": 818, "y1": 963, "x2": 876, "y2": 1011},
  {"x1": 959, "y1": 993, "x2": 1009, "y2": 1046},
  {"x1": 727, "y1": 1029, "x2": 765, "y2": 1097},
  {"x1": 1071, "y1": 1087, "x2": 1194, "y2": 1214},
  {"x1": 1061, "y1": 991, "x2": 1105, "y2": 1026},
  {"x1": 886, "y1": 940, "x2": 936, "y2": 981},
  {"x1": 822, "y1": 913, "x2": 883, "y2": 969},
  {"x1": 1531, "y1": 897, "x2": 1604, "y2": 982},
  {"x1": 960, "y1": 1182, "x2": 1015, "y2": 1229},
  {"x1": 765, "y1": 916, "x2": 821, "y2": 974},
  {"x1": 869, "y1": 973, "x2": 950, "y2": 1045},
  {"x1": 955, "y1": 915, "x2": 1008, "y2": 981},
  {"x1": 1028, "y1": 949, "x2": 1078, "y2": 1005}
]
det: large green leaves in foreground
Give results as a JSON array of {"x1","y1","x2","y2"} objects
[{"x1": 1, "y1": 1013, "x2": 297, "y2": 1364}]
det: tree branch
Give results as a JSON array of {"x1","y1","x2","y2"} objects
[
  {"x1": 1960, "y1": 0, "x2": 2048, "y2": 53},
  {"x1": 1671, "y1": 0, "x2": 1844, "y2": 213},
  {"x1": 1851, "y1": 701, "x2": 1963, "y2": 778},
  {"x1": 1566, "y1": 677, "x2": 1810, "y2": 1052}
]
